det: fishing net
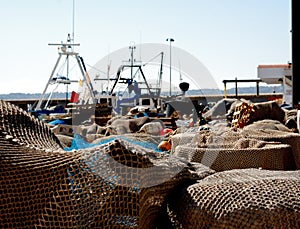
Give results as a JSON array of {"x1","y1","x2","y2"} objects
[
  {"x1": 241, "y1": 128, "x2": 300, "y2": 169},
  {"x1": 231, "y1": 100, "x2": 286, "y2": 128},
  {"x1": 175, "y1": 141, "x2": 295, "y2": 171},
  {"x1": 109, "y1": 116, "x2": 150, "y2": 134},
  {"x1": 243, "y1": 119, "x2": 293, "y2": 132},
  {"x1": 171, "y1": 126, "x2": 240, "y2": 152},
  {"x1": 166, "y1": 168, "x2": 300, "y2": 228},
  {"x1": 0, "y1": 100, "x2": 213, "y2": 228},
  {"x1": 0, "y1": 101, "x2": 62, "y2": 151},
  {"x1": 1, "y1": 99, "x2": 300, "y2": 228},
  {"x1": 173, "y1": 124, "x2": 297, "y2": 171}
]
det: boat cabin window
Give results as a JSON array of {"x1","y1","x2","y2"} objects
[
  {"x1": 99, "y1": 98, "x2": 112, "y2": 106},
  {"x1": 141, "y1": 99, "x2": 151, "y2": 106}
]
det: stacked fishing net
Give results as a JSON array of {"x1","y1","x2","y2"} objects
[
  {"x1": 0, "y1": 100, "x2": 63, "y2": 151},
  {"x1": 171, "y1": 100, "x2": 298, "y2": 171},
  {"x1": 0, "y1": 100, "x2": 77, "y2": 228},
  {"x1": 167, "y1": 102, "x2": 300, "y2": 228},
  {"x1": 1, "y1": 99, "x2": 300, "y2": 228},
  {"x1": 172, "y1": 123, "x2": 297, "y2": 171},
  {"x1": 167, "y1": 168, "x2": 300, "y2": 228},
  {"x1": 0, "y1": 100, "x2": 213, "y2": 228},
  {"x1": 241, "y1": 125, "x2": 300, "y2": 169},
  {"x1": 229, "y1": 100, "x2": 286, "y2": 128}
]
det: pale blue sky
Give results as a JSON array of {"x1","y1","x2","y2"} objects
[{"x1": 0, "y1": 0, "x2": 291, "y2": 93}]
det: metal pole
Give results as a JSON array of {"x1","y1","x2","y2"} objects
[
  {"x1": 35, "y1": 53, "x2": 63, "y2": 110},
  {"x1": 235, "y1": 77, "x2": 238, "y2": 98},
  {"x1": 130, "y1": 45, "x2": 135, "y2": 80},
  {"x1": 292, "y1": 0, "x2": 300, "y2": 108},
  {"x1": 223, "y1": 82, "x2": 227, "y2": 98},
  {"x1": 170, "y1": 41, "x2": 172, "y2": 96},
  {"x1": 72, "y1": 0, "x2": 75, "y2": 45},
  {"x1": 66, "y1": 55, "x2": 69, "y2": 106},
  {"x1": 166, "y1": 38, "x2": 174, "y2": 96}
]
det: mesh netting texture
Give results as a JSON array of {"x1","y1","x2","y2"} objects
[
  {"x1": 167, "y1": 168, "x2": 300, "y2": 228},
  {"x1": 1, "y1": 100, "x2": 300, "y2": 228},
  {"x1": 172, "y1": 121, "x2": 298, "y2": 171},
  {"x1": 0, "y1": 100, "x2": 213, "y2": 228}
]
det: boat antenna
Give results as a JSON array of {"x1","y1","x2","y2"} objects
[
  {"x1": 129, "y1": 42, "x2": 136, "y2": 80},
  {"x1": 179, "y1": 60, "x2": 183, "y2": 82},
  {"x1": 72, "y1": 0, "x2": 75, "y2": 50}
]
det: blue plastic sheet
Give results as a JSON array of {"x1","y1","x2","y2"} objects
[{"x1": 64, "y1": 134, "x2": 163, "y2": 153}]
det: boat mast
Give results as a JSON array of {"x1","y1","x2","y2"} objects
[
  {"x1": 35, "y1": 35, "x2": 95, "y2": 110},
  {"x1": 72, "y1": 0, "x2": 75, "y2": 47},
  {"x1": 35, "y1": 38, "x2": 79, "y2": 111},
  {"x1": 35, "y1": 0, "x2": 96, "y2": 110}
]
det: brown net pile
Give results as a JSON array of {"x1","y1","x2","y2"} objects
[
  {"x1": 167, "y1": 168, "x2": 300, "y2": 228},
  {"x1": 231, "y1": 102, "x2": 254, "y2": 128},
  {"x1": 0, "y1": 100, "x2": 214, "y2": 228},
  {"x1": 174, "y1": 138, "x2": 295, "y2": 171},
  {"x1": 231, "y1": 100, "x2": 285, "y2": 128},
  {"x1": 173, "y1": 119, "x2": 298, "y2": 171},
  {"x1": 171, "y1": 124, "x2": 239, "y2": 151},
  {"x1": 243, "y1": 119, "x2": 293, "y2": 132},
  {"x1": 109, "y1": 116, "x2": 150, "y2": 134},
  {"x1": 241, "y1": 128, "x2": 300, "y2": 169},
  {"x1": 1, "y1": 99, "x2": 300, "y2": 228},
  {"x1": 0, "y1": 100, "x2": 63, "y2": 151}
]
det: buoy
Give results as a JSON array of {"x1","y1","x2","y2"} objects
[
  {"x1": 160, "y1": 128, "x2": 173, "y2": 136},
  {"x1": 158, "y1": 140, "x2": 171, "y2": 151}
]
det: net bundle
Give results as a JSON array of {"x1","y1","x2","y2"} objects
[
  {"x1": 241, "y1": 127, "x2": 300, "y2": 169},
  {"x1": 0, "y1": 100, "x2": 213, "y2": 228},
  {"x1": 167, "y1": 168, "x2": 300, "y2": 228},
  {"x1": 1, "y1": 99, "x2": 300, "y2": 228},
  {"x1": 173, "y1": 119, "x2": 298, "y2": 171},
  {"x1": 231, "y1": 100, "x2": 285, "y2": 129}
]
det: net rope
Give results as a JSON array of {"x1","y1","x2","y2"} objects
[{"x1": 1, "y1": 100, "x2": 300, "y2": 228}]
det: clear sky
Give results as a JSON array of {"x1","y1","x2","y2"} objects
[{"x1": 0, "y1": 0, "x2": 291, "y2": 94}]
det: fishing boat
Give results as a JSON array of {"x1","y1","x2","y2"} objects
[
  {"x1": 29, "y1": 34, "x2": 102, "y2": 124},
  {"x1": 31, "y1": 33, "x2": 204, "y2": 131}
]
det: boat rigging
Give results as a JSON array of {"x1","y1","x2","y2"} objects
[
  {"x1": 93, "y1": 44, "x2": 164, "y2": 114},
  {"x1": 34, "y1": 34, "x2": 95, "y2": 111}
]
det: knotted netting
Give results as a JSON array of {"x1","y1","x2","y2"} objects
[
  {"x1": 0, "y1": 100, "x2": 213, "y2": 228},
  {"x1": 166, "y1": 168, "x2": 300, "y2": 228},
  {"x1": 172, "y1": 120, "x2": 298, "y2": 171},
  {"x1": 241, "y1": 128, "x2": 300, "y2": 169},
  {"x1": 1, "y1": 99, "x2": 300, "y2": 228}
]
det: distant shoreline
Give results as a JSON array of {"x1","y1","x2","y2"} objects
[{"x1": 0, "y1": 86, "x2": 283, "y2": 100}]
